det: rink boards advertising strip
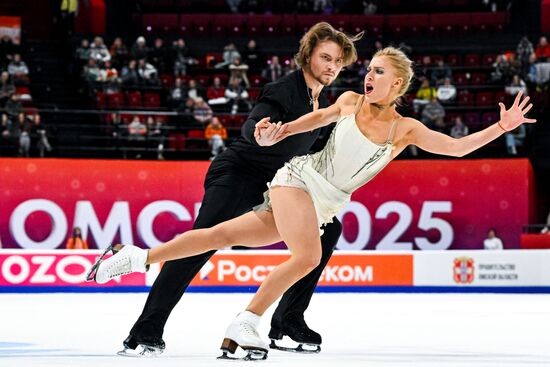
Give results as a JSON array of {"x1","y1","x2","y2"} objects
[{"x1": 1, "y1": 250, "x2": 550, "y2": 293}]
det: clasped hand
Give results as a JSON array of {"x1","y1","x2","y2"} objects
[{"x1": 254, "y1": 117, "x2": 290, "y2": 146}]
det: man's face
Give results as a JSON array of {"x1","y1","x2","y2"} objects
[{"x1": 307, "y1": 40, "x2": 344, "y2": 86}]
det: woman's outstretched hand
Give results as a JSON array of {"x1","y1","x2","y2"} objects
[
  {"x1": 498, "y1": 90, "x2": 537, "y2": 131},
  {"x1": 254, "y1": 118, "x2": 289, "y2": 146}
]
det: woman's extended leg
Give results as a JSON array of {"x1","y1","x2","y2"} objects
[
  {"x1": 245, "y1": 186, "x2": 322, "y2": 317},
  {"x1": 91, "y1": 210, "x2": 282, "y2": 284},
  {"x1": 147, "y1": 210, "x2": 282, "y2": 264}
]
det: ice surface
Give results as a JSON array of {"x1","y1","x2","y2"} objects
[{"x1": 1, "y1": 292, "x2": 550, "y2": 366}]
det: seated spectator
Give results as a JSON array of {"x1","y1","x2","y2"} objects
[
  {"x1": 436, "y1": 77, "x2": 456, "y2": 103},
  {"x1": 284, "y1": 58, "x2": 299, "y2": 76},
  {"x1": 30, "y1": 114, "x2": 52, "y2": 157},
  {"x1": 109, "y1": 37, "x2": 129, "y2": 68},
  {"x1": 1, "y1": 113, "x2": 18, "y2": 153},
  {"x1": 131, "y1": 36, "x2": 148, "y2": 61},
  {"x1": 450, "y1": 116, "x2": 468, "y2": 139},
  {"x1": 193, "y1": 97, "x2": 213, "y2": 125},
  {"x1": 505, "y1": 124, "x2": 526, "y2": 155},
  {"x1": 431, "y1": 59, "x2": 452, "y2": 86},
  {"x1": 83, "y1": 58, "x2": 101, "y2": 84},
  {"x1": 242, "y1": 39, "x2": 263, "y2": 71},
  {"x1": 483, "y1": 228, "x2": 503, "y2": 250},
  {"x1": 525, "y1": 53, "x2": 539, "y2": 85},
  {"x1": 413, "y1": 79, "x2": 436, "y2": 113},
  {"x1": 5, "y1": 94, "x2": 22, "y2": 119},
  {"x1": 516, "y1": 36, "x2": 534, "y2": 75},
  {"x1": 505, "y1": 74, "x2": 527, "y2": 96},
  {"x1": 16, "y1": 112, "x2": 32, "y2": 157},
  {"x1": 127, "y1": 116, "x2": 147, "y2": 158},
  {"x1": 146, "y1": 116, "x2": 166, "y2": 160},
  {"x1": 172, "y1": 38, "x2": 197, "y2": 76},
  {"x1": 229, "y1": 56, "x2": 250, "y2": 88},
  {"x1": 169, "y1": 77, "x2": 187, "y2": 108},
  {"x1": 0, "y1": 71, "x2": 15, "y2": 106},
  {"x1": 215, "y1": 43, "x2": 240, "y2": 69},
  {"x1": 120, "y1": 59, "x2": 139, "y2": 86},
  {"x1": 137, "y1": 58, "x2": 159, "y2": 85},
  {"x1": 8, "y1": 54, "x2": 29, "y2": 84},
  {"x1": 89, "y1": 36, "x2": 111, "y2": 64},
  {"x1": 66, "y1": 227, "x2": 88, "y2": 249},
  {"x1": 176, "y1": 97, "x2": 199, "y2": 127},
  {"x1": 535, "y1": 36, "x2": 550, "y2": 61},
  {"x1": 187, "y1": 79, "x2": 206, "y2": 100},
  {"x1": 207, "y1": 76, "x2": 227, "y2": 105},
  {"x1": 75, "y1": 39, "x2": 91, "y2": 66},
  {"x1": 262, "y1": 55, "x2": 283, "y2": 82},
  {"x1": 225, "y1": 76, "x2": 251, "y2": 114},
  {"x1": 102, "y1": 66, "x2": 121, "y2": 95},
  {"x1": 421, "y1": 97, "x2": 446, "y2": 132},
  {"x1": 505, "y1": 54, "x2": 522, "y2": 82},
  {"x1": 490, "y1": 54, "x2": 510, "y2": 83},
  {"x1": 148, "y1": 37, "x2": 168, "y2": 74},
  {"x1": 204, "y1": 116, "x2": 227, "y2": 160}
]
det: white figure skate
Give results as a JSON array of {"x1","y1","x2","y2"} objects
[
  {"x1": 218, "y1": 311, "x2": 269, "y2": 361},
  {"x1": 86, "y1": 244, "x2": 149, "y2": 284}
]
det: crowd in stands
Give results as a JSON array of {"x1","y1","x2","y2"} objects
[
  {"x1": 0, "y1": 10, "x2": 548, "y2": 160},
  {"x1": 0, "y1": 35, "x2": 51, "y2": 157},
  {"x1": 67, "y1": 29, "x2": 550, "y2": 160},
  {"x1": 172, "y1": 0, "x2": 505, "y2": 15}
]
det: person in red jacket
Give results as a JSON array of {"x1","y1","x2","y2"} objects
[{"x1": 535, "y1": 36, "x2": 550, "y2": 61}]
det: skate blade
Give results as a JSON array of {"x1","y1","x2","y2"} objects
[
  {"x1": 85, "y1": 244, "x2": 116, "y2": 282},
  {"x1": 217, "y1": 349, "x2": 268, "y2": 361},
  {"x1": 269, "y1": 339, "x2": 321, "y2": 354},
  {"x1": 117, "y1": 345, "x2": 163, "y2": 358}
]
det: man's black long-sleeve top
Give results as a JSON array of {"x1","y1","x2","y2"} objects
[{"x1": 227, "y1": 69, "x2": 332, "y2": 183}]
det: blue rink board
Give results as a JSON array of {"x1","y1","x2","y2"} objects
[{"x1": 2, "y1": 285, "x2": 550, "y2": 293}]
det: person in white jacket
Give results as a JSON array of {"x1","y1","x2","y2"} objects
[{"x1": 483, "y1": 228, "x2": 504, "y2": 250}]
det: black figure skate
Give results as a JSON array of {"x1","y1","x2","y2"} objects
[{"x1": 268, "y1": 314, "x2": 321, "y2": 353}]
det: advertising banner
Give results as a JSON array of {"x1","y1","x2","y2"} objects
[
  {"x1": 2, "y1": 250, "x2": 549, "y2": 293},
  {"x1": 413, "y1": 250, "x2": 550, "y2": 286},
  {"x1": 0, "y1": 158, "x2": 534, "y2": 250},
  {"x1": 0, "y1": 250, "x2": 413, "y2": 291}
]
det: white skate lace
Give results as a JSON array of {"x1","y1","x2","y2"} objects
[
  {"x1": 103, "y1": 253, "x2": 132, "y2": 279},
  {"x1": 240, "y1": 321, "x2": 260, "y2": 338}
]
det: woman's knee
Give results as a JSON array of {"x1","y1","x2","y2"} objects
[{"x1": 293, "y1": 251, "x2": 322, "y2": 274}]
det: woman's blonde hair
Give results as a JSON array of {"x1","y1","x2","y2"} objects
[
  {"x1": 295, "y1": 22, "x2": 363, "y2": 68},
  {"x1": 373, "y1": 46, "x2": 414, "y2": 99}
]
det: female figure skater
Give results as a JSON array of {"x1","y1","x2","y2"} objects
[{"x1": 88, "y1": 47, "x2": 535, "y2": 360}]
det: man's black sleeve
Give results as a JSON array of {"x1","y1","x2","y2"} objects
[{"x1": 241, "y1": 83, "x2": 292, "y2": 145}]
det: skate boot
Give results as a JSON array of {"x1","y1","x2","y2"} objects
[
  {"x1": 86, "y1": 244, "x2": 149, "y2": 284},
  {"x1": 117, "y1": 335, "x2": 165, "y2": 357},
  {"x1": 269, "y1": 313, "x2": 321, "y2": 353},
  {"x1": 218, "y1": 311, "x2": 269, "y2": 361}
]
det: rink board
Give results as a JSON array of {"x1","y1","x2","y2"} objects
[{"x1": 1, "y1": 249, "x2": 550, "y2": 293}]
